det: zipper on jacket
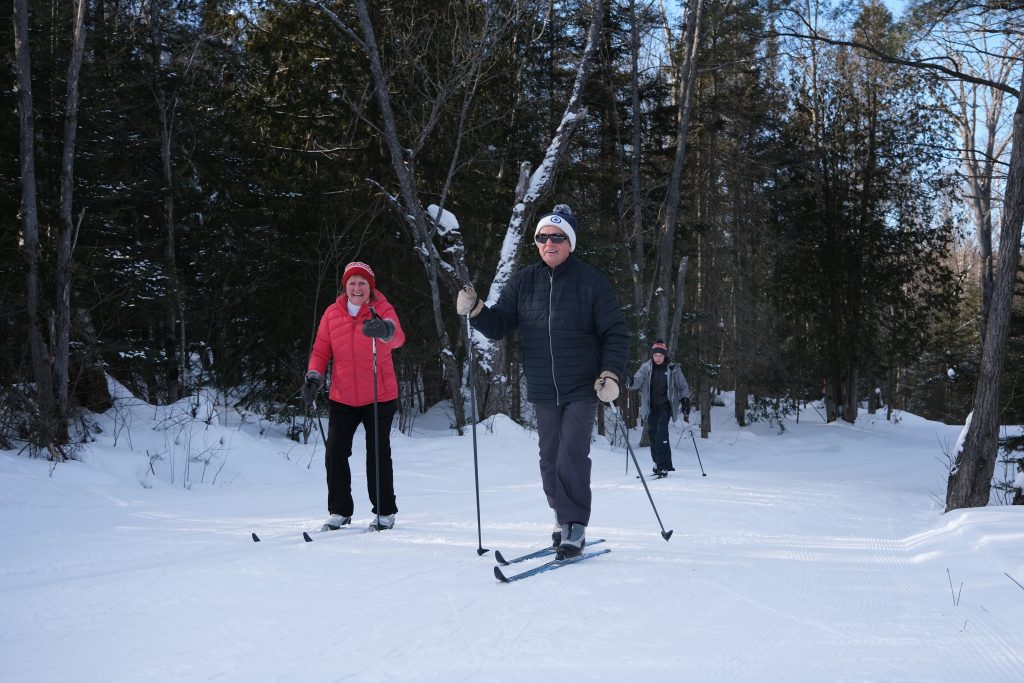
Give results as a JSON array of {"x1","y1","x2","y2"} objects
[{"x1": 546, "y1": 270, "x2": 560, "y2": 405}]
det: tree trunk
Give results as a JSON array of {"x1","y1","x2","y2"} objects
[
  {"x1": 55, "y1": 0, "x2": 88, "y2": 440},
  {"x1": 626, "y1": 0, "x2": 647, "y2": 335},
  {"x1": 345, "y1": 0, "x2": 466, "y2": 429},
  {"x1": 469, "y1": 2, "x2": 604, "y2": 423},
  {"x1": 946, "y1": 69, "x2": 1024, "y2": 511},
  {"x1": 71, "y1": 307, "x2": 113, "y2": 413},
  {"x1": 668, "y1": 257, "x2": 689, "y2": 355},
  {"x1": 949, "y1": 28, "x2": 1014, "y2": 343},
  {"x1": 734, "y1": 379, "x2": 748, "y2": 427},
  {"x1": 318, "y1": 0, "x2": 603, "y2": 429},
  {"x1": 842, "y1": 366, "x2": 858, "y2": 424},
  {"x1": 823, "y1": 372, "x2": 838, "y2": 422},
  {"x1": 147, "y1": 0, "x2": 182, "y2": 403},
  {"x1": 13, "y1": 0, "x2": 58, "y2": 447},
  {"x1": 653, "y1": 0, "x2": 704, "y2": 340},
  {"x1": 14, "y1": 0, "x2": 86, "y2": 447},
  {"x1": 1013, "y1": 459, "x2": 1024, "y2": 506}
]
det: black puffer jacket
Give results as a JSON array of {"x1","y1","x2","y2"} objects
[{"x1": 472, "y1": 255, "x2": 629, "y2": 406}]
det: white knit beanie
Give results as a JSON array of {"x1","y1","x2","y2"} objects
[{"x1": 534, "y1": 204, "x2": 578, "y2": 252}]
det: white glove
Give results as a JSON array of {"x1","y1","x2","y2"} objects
[
  {"x1": 594, "y1": 370, "x2": 619, "y2": 402},
  {"x1": 457, "y1": 286, "x2": 484, "y2": 318}
]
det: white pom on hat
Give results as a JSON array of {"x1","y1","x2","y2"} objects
[{"x1": 535, "y1": 204, "x2": 578, "y2": 252}]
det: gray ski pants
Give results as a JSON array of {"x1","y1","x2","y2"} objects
[{"x1": 534, "y1": 400, "x2": 597, "y2": 526}]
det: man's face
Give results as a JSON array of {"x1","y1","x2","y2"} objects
[{"x1": 536, "y1": 226, "x2": 570, "y2": 268}]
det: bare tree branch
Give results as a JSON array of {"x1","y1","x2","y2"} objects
[{"x1": 770, "y1": 28, "x2": 1020, "y2": 96}]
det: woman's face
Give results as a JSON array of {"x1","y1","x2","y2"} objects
[
  {"x1": 652, "y1": 352, "x2": 666, "y2": 365},
  {"x1": 345, "y1": 275, "x2": 371, "y2": 307}
]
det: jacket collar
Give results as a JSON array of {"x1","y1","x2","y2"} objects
[{"x1": 545, "y1": 253, "x2": 577, "y2": 277}]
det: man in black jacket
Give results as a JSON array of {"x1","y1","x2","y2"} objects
[{"x1": 457, "y1": 204, "x2": 629, "y2": 559}]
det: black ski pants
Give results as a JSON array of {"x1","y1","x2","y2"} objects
[
  {"x1": 648, "y1": 403, "x2": 673, "y2": 471},
  {"x1": 325, "y1": 399, "x2": 398, "y2": 517}
]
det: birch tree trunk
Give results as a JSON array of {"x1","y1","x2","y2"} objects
[
  {"x1": 311, "y1": 0, "x2": 602, "y2": 428},
  {"x1": 470, "y1": 1, "x2": 604, "y2": 420}
]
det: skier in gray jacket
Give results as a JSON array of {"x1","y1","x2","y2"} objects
[{"x1": 626, "y1": 341, "x2": 690, "y2": 477}]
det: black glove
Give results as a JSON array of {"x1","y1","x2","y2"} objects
[
  {"x1": 301, "y1": 371, "x2": 323, "y2": 406},
  {"x1": 681, "y1": 397, "x2": 691, "y2": 416},
  {"x1": 361, "y1": 317, "x2": 395, "y2": 340}
]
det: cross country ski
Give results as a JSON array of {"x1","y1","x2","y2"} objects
[
  {"x1": 494, "y1": 548, "x2": 611, "y2": 583},
  {"x1": 494, "y1": 538, "x2": 606, "y2": 566}
]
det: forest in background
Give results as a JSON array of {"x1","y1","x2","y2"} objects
[{"x1": 2, "y1": 1, "x2": 1023, "y2": 507}]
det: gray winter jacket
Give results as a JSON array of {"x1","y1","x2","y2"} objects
[{"x1": 627, "y1": 359, "x2": 690, "y2": 422}]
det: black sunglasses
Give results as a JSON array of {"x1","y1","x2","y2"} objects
[{"x1": 535, "y1": 233, "x2": 569, "y2": 244}]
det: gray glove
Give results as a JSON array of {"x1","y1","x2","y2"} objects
[
  {"x1": 301, "y1": 371, "x2": 323, "y2": 406},
  {"x1": 362, "y1": 317, "x2": 395, "y2": 340}
]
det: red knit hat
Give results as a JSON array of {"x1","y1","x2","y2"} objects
[
  {"x1": 651, "y1": 342, "x2": 669, "y2": 358},
  {"x1": 342, "y1": 261, "x2": 375, "y2": 290}
]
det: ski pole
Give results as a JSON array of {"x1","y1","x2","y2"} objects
[
  {"x1": 612, "y1": 404, "x2": 673, "y2": 541},
  {"x1": 689, "y1": 429, "x2": 707, "y2": 476},
  {"x1": 312, "y1": 401, "x2": 328, "y2": 448},
  {"x1": 465, "y1": 314, "x2": 489, "y2": 556},
  {"x1": 369, "y1": 308, "x2": 383, "y2": 531},
  {"x1": 625, "y1": 398, "x2": 630, "y2": 475}
]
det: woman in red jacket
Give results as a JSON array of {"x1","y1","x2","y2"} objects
[{"x1": 301, "y1": 262, "x2": 405, "y2": 531}]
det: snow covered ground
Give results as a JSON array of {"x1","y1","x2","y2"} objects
[{"x1": 2, "y1": 383, "x2": 1022, "y2": 682}]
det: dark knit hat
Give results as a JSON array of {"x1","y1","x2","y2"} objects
[
  {"x1": 651, "y1": 342, "x2": 669, "y2": 360},
  {"x1": 342, "y1": 261, "x2": 375, "y2": 290},
  {"x1": 535, "y1": 204, "x2": 578, "y2": 252}
]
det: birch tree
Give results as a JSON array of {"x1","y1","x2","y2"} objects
[
  {"x1": 307, "y1": 0, "x2": 562, "y2": 430},
  {"x1": 470, "y1": 0, "x2": 605, "y2": 420}
]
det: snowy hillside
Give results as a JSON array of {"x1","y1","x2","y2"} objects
[{"x1": 2, "y1": 383, "x2": 1022, "y2": 681}]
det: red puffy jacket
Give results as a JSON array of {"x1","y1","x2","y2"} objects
[{"x1": 308, "y1": 291, "x2": 405, "y2": 406}]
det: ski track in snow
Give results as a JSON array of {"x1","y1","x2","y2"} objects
[{"x1": 2, "y1": 403, "x2": 1023, "y2": 681}]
